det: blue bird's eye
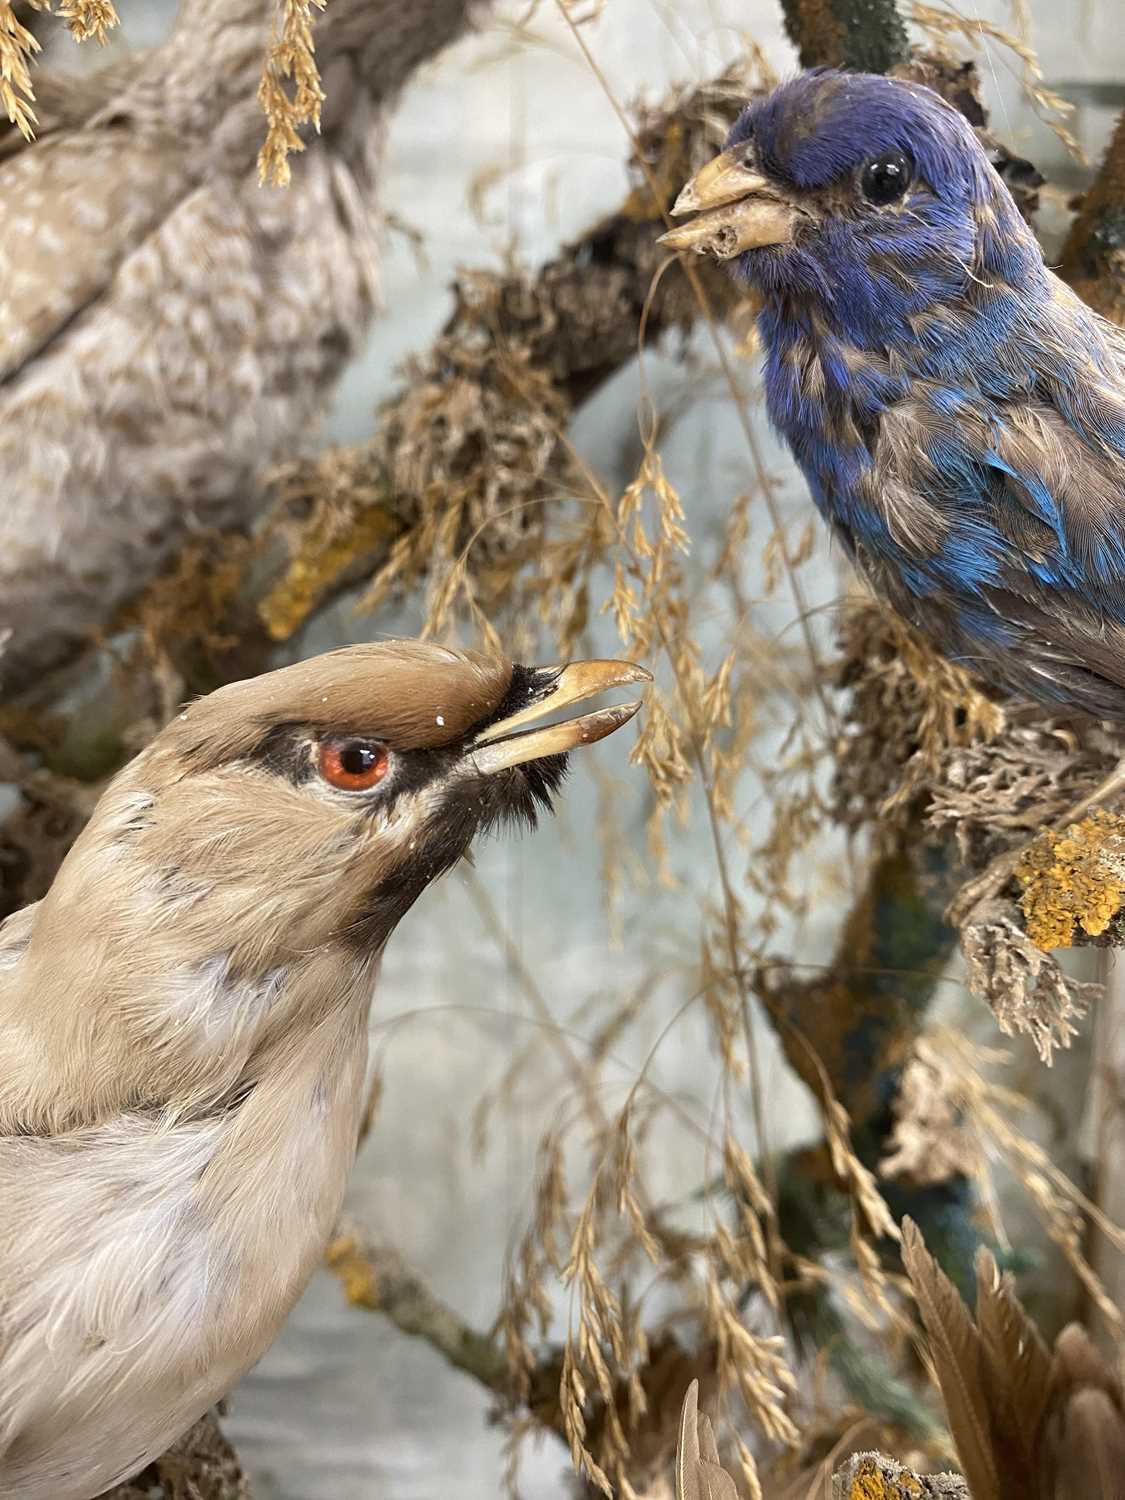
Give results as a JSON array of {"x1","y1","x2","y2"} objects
[{"x1": 860, "y1": 150, "x2": 913, "y2": 206}]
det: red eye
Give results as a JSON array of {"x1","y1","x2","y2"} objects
[{"x1": 317, "y1": 737, "x2": 390, "y2": 792}]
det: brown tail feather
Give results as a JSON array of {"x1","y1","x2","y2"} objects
[
  {"x1": 901, "y1": 1218, "x2": 1001, "y2": 1500},
  {"x1": 1040, "y1": 1325, "x2": 1125, "y2": 1500},
  {"x1": 974, "y1": 1246, "x2": 1052, "y2": 1496},
  {"x1": 674, "y1": 1381, "x2": 740, "y2": 1500}
]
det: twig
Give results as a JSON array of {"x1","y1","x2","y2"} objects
[{"x1": 325, "y1": 1230, "x2": 511, "y2": 1393}]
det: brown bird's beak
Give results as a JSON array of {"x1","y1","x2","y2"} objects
[
  {"x1": 657, "y1": 149, "x2": 795, "y2": 260},
  {"x1": 467, "y1": 659, "x2": 650, "y2": 775}
]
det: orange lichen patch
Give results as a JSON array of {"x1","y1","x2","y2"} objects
[
  {"x1": 845, "y1": 1456, "x2": 923, "y2": 1498},
  {"x1": 324, "y1": 1233, "x2": 379, "y2": 1311},
  {"x1": 258, "y1": 492, "x2": 397, "y2": 642},
  {"x1": 1016, "y1": 810, "x2": 1125, "y2": 950}
]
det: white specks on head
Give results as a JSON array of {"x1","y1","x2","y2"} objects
[
  {"x1": 435, "y1": 714, "x2": 445, "y2": 726},
  {"x1": 321, "y1": 695, "x2": 328, "y2": 703}
]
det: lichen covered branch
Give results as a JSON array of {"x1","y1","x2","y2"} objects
[
  {"x1": 325, "y1": 1231, "x2": 510, "y2": 1394},
  {"x1": 832, "y1": 1453, "x2": 968, "y2": 1499}
]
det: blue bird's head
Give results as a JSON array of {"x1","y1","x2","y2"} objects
[{"x1": 660, "y1": 69, "x2": 1045, "y2": 353}]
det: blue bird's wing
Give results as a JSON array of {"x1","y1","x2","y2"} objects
[{"x1": 864, "y1": 389, "x2": 1125, "y2": 720}]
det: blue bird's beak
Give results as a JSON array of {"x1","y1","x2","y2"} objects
[{"x1": 658, "y1": 149, "x2": 795, "y2": 260}]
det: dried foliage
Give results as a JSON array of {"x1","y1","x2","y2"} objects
[
  {"x1": 255, "y1": 67, "x2": 749, "y2": 649},
  {"x1": 832, "y1": 598, "x2": 1004, "y2": 836},
  {"x1": 882, "y1": 1039, "x2": 979, "y2": 1189},
  {"x1": 0, "y1": 0, "x2": 117, "y2": 139},
  {"x1": 257, "y1": 0, "x2": 326, "y2": 187},
  {"x1": 835, "y1": 595, "x2": 1125, "y2": 1059},
  {"x1": 0, "y1": 0, "x2": 43, "y2": 139},
  {"x1": 909, "y1": 1, "x2": 1084, "y2": 161},
  {"x1": 0, "y1": 0, "x2": 326, "y2": 181}
]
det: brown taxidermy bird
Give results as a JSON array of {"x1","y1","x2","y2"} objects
[
  {"x1": 0, "y1": 0, "x2": 482, "y2": 693},
  {"x1": 902, "y1": 1217, "x2": 1125, "y2": 1499},
  {"x1": 0, "y1": 640, "x2": 648, "y2": 1500}
]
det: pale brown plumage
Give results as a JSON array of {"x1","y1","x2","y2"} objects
[
  {"x1": 0, "y1": 640, "x2": 647, "y2": 1500},
  {"x1": 0, "y1": 0, "x2": 482, "y2": 694},
  {"x1": 902, "y1": 1216, "x2": 1125, "y2": 1500},
  {"x1": 674, "y1": 1381, "x2": 739, "y2": 1500}
]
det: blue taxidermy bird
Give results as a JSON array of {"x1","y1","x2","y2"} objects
[{"x1": 660, "y1": 69, "x2": 1125, "y2": 899}]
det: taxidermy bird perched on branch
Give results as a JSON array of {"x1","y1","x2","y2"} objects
[
  {"x1": 662, "y1": 69, "x2": 1125, "y2": 911},
  {"x1": 0, "y1": 0, "x2": 483, "y2": 693},
  {"x1": 662, "y1": 68, "x2": 1125, "y2": 726},
  {"x1": 0, "y1": 640, "x2": 648, "y2": 1500}
]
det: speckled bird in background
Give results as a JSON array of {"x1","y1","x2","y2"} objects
[
  {"x1": 662, "y1": 69, "x2": 1125, "y2": 727},
  {"x1": 0, "y1": 0, "x2": 482, "y2": 694}
]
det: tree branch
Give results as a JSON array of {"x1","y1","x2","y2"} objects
[
  {"x1": 325, "y1": 1231, "x2": 511, "y2": 1395},
  {"x1": 833, "y1": 1453, "x2": 968, "y2": 1499},
  {"x1": 780, "y1": 0, "x2": 910, "y2": 72},
  {"x1": 1060, "y1": 106, "x2": 1125, "y2": 325},
  {"x1": 0, "y1": 0, "x2": 485, "y2": 695}
]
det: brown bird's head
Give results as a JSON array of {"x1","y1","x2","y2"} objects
[
  {"x1": 0, "y1": 642, "x2": 648, "y2": 1132},
  {"x1": 112, "y1": 641, "x2": 648, "y2": 957}
]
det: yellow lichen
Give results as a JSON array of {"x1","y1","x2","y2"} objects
[
  {"x1": 845, "y1": 1456, "x2": 922, "y2": 1499},
  {"x1": 324, "y1": 1233, "x2": 379, "y2": 1311},
  {"x1": 258, "y1": 499, "x2": 397, "y2": 641},
  {"x1": 1017, "y1": 810, "x2": 1125, "y2": 950}
]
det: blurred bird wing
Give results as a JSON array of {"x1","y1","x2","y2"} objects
[
  {"x1": 1043, "y1": 1388, "x2": 1125, "y2": 1500},
  {"x1": 973, "y1": 1247, "x2": 1052, "y2": 1496},
  {"x1": 0, "y1": 129, "x2": 184, "y2": 383},
  {"x1": 675, "y1": 1382, "x2": 740, "y2": 1500},
  {"x1": 1041, "y1": 1324, "x2": 1125, "y2": 1500},
  {"x1": 900, "y1": 1219, "x2": 1001, "y2": 1500}
]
